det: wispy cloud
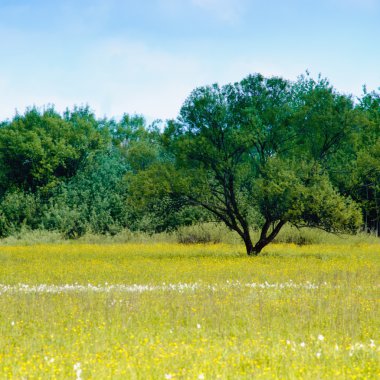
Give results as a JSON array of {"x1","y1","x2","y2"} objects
[
  {"x1": 0, "y1": 0, "x2": 378, "y2": 122},
  {"x1": 190, "y1": 0, "x2": 247, "y2": 23},
  {"x1": 36, "y1": 38, "x2": 208, "y2": 120},
  {"x1": 0, "y1": 46, "x2": 176, "y2": 120}
]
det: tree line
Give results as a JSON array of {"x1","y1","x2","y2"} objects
[{"x1": 0, "y1": 73, "x2": 379, "y2": 254}]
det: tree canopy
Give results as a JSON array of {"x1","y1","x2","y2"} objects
[
  {"x1": 0, "y1": 106, "x2": 109, "y2": 193},
  {"x1": 156, "y1": 74, "x2": 363, "y2": 254},
  {"x1": 0, "y1": 73, "x2": 378, "y2": 250}
]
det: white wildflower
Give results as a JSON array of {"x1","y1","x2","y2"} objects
[
  {"x1": 74, "y1": 362, "x2": 82, "y2": 380},
  {"x1": 11, "y1": 321, "x2": 15, "y2": 326},
  {"x1": 300, "y1": 342, "x2": 305, "y2": 348},
  {"x1": 198, "y1": 374, "x2": 205, "y2": 379},
  {"x1": 197, "y1": 323, "x2": 201, "y2": 329},
  {"x1": 317, "y1": 334, "x2": 324, "y2": 341},
  {"x1": 286, "y1": 340, "x2": 291, "y2": 345},
  {"x1": 316, "y1": 351, "x2": 321, "y2": 358},
  {"x1": 369, "y1": 339, "x2": 375, "y2": 348},
  {"x1": 165, "y1": 374, "x2": 172, "y2": 379}
]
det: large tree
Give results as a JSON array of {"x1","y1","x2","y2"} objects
[
  {"x1": 324, "y1": 87, "x2": 380, "y2": 237},
  {"x1": 352, "y1": 89, "x2": 380, "y2": 235},
  {"x1": 158, "y1": 73, "x2": 362, "y2": 255},
  {"x1": 0, "y1": 106, "x2": 110, "y2": 194}
]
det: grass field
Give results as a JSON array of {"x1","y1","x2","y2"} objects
[{"x1": 0, "y1": 242, "x2": 379, "y2": 379}]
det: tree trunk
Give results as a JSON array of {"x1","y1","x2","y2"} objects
[
  {"x1": 252, "y1": 239, "x2": 269, "y2": 254},
  {"x1": 243, "y1": 232, "x2": 256, "y2": 256},
  {"x1": 252, "y1": 220, "x2": 286, "y2": 255}
]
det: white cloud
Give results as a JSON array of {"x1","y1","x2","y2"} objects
[
  {"x1": 58, "y1": 38, "x2": 209, "y2": 120},
  {"x1": 0, "y1": 34, "x2": 207, "y2": 121},
  {"x1": 1, "y1": 37, "x2": 376, "y2": 123}
]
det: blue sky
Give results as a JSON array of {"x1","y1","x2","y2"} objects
[{"x1": 0, "y1": 0, "x2": 379, "y2": 122}]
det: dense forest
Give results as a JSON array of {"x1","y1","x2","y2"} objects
[{"x1": 0, "y1": 73, "x2": 379, "y2": 254}]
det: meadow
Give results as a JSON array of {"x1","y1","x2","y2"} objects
[{"x1": 0, "y1": 240, "x2": 379, "y2": 379}]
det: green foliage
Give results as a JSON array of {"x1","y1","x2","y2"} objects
[
  {"x1": 127, "y1": 164, "x2": 208, "y2": 233},
  {"x1": 161, "y1": 73, "x2": 363, "y2": 254},
  {"x1": 123, "y1": 120, "x2": 208, "y2": 233},
  {"x1": 109, "y1": 113, "x2": 148, "y2": 146},
  {"x1": 0, "y1": 106, "x2": 110, "y2": 193},
  {"x1": 176, "y1": 223, "x2": 228, "y2": 244},
  {"x1": 41, "y1": 150, "x2": 130, "y2": 236},
  {"x1": 326, "y1": 88, "x2": 380, "y2": 236},
  {"x1": 353, "y1": 141, "x2": 380, "y2": 234},
  {"x1": 0, "y1": 190, "x2": 40, "y2": 237},
  {"x1": 291, "y1": 74, "x2": 356, "y2": 161},
  {"x1": 0, "y1": 73, "x2": 377, "y2": 245},
  {"x1": 353, "y1": 90, "x2": 380, "y2": 235},
  {"x1": 254, "y1": 158, "x2": 362, "y2": 233}
]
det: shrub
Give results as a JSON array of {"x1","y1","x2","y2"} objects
[
  {"x1": 0, "y1": 190, "x2": 40, "y2": 237},
  {"x1": 176, "y1": 223, "x2": 229, "y2": 244}
]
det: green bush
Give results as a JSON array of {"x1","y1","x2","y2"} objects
[
  {"x1": 0, "y1": 190, "x2": 40, "y2": 237},
  {"x1": 176, "y1": 223, "x2": 235, "y2": 244},
  {"x1": 273, "y1": 224, "x2": 379, "y2": 245},
  {"x1": 40, "y1": 150, "x2": 130, "y2": 237}
]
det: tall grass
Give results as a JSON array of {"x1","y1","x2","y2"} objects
[
  {"x1": 0, "y1": 242, "x2": 379, "y2": 379},
  {"x1": 0, "y1": 223, "x2": 378, "y2": 246}
]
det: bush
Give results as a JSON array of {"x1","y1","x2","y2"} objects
[
  {"x1": 0, "y1": 190, "x2": 40, "y2": 237},
  {"x1": 176, "y1": 223, "x2": 231, "y2": 244},
  {"x1": 40, "y1": 150, "x2": 130, "y2": 237},
  {"x1": 273, "y1": 224, "x2": 379, "y2": 245}
]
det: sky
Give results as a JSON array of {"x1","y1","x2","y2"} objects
[{"x1": 0, "y1": 0, "x2": 379, "y2": 122}]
